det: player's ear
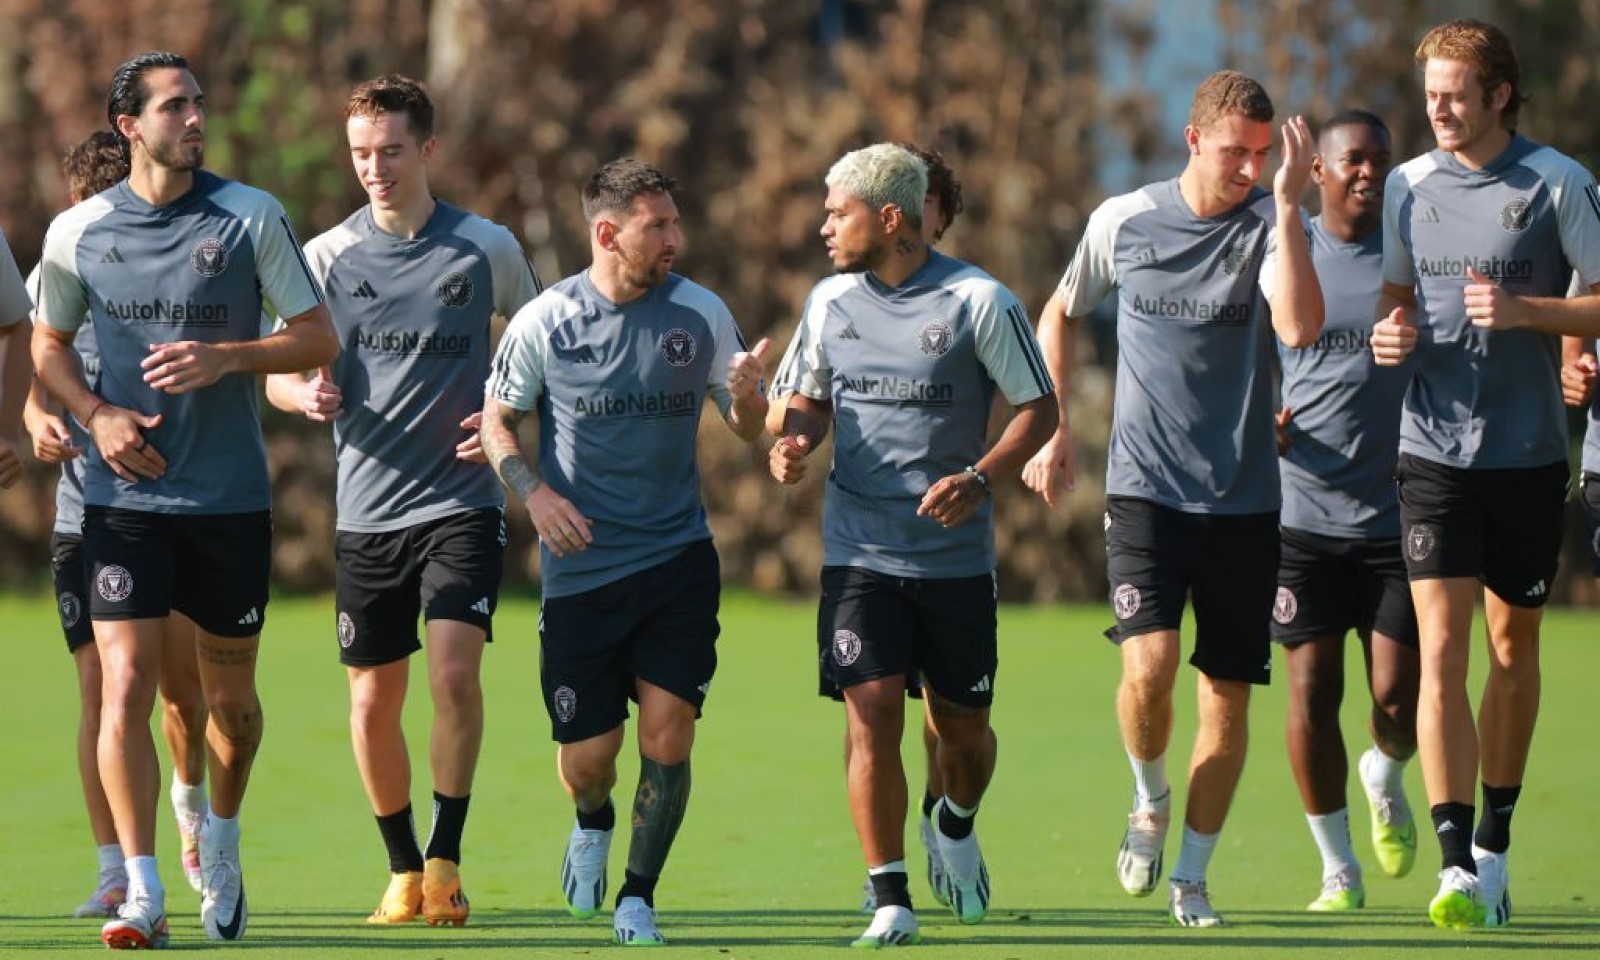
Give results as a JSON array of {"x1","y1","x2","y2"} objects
[
  {"x1": 1184, "y1": 125, "x2": 1201, "y2": 156},
  {"x1": 1310, "y1": 153, "x2": 1325, "y2": 185},
  {"x1": 418, "y1": 136, "x2": 437, "y2": 163},
  {"x1": 880, "y1": 203, "x2": 902, "y2": 235},
  {"x1": 594, "y1": 218, "x2": 618, "y2": 251}
]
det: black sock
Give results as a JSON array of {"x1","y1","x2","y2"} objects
[
  {"x1": 1473, "y1": 783, "x2": 1522, "y2": 855},
  {"x1": 938, "y1": 800, "x2": 976, "y2": 841},
  {"x1": 1431, "y1": 802, "x2": 1475, "y2": 873},
  {"x1": 376, "y1": 805, "x2": 424, "y2": 873},
  {"x1": 423, "y1": 791, "x2": 471, "y2": 865},
  {"x1": 617, "y1": 869, "x2": 658, "y2": 908},
  {"x1": 920, "y1": 791, "x2": 939, "y2": 821},
  {"x1": 869, "y1": 869, "x2": 912, "y2": 910},
  {"x1": 577, "y1": 798, "x2": 616, "y2": 832}
]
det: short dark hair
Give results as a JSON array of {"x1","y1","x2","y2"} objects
[
  {"x1": 582, "y1": 158, "x2": 677, "y2": 222},
  {"x1": 63, "y1": 130, "x2": 128, "y2": 201},
  {"x1": 106, "y1": 51, "x2": 190, "y2": 158},
  {"x1": 898, "y1": 143, "x2": 964, "y2": 233},
  {"x1": 1319, "y1": 109, "x2": 1390, "y2": 146},
  {"x1": 346, "y1": 74, "x2": 435, "y2": 141}
]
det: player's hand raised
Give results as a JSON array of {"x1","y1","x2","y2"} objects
[
  {"x1": 1274, "y1": 115, "x2": 1315, "y2": 204},
  {"x1": 1562, "y1": 352, "x2": 1598, "y2": 408},
  {"x1": 142, "y1": 340, "x2": 234, "y2": 394},
  {"x1": 1464, "y1": 267, "x2": 1527, "y2": 330},
  {"x1": 727, "y1": 338, "x2": 770, "y2": 401},
  {"x1": 769, "y1": 434, "x2": 811, "y2": 485},
  {"x1": 1371, "y1": 306, "x2": 1417, "y2": 366},
  {"x1": 1022, "y1": 429, "x2": 1076, "y2": 507},
  {"x1": 527, "y1": 485, "x2": 593, "y2": 558}
]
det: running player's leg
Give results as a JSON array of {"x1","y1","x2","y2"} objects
[
  {"x1": 1284, "y1": 632, "x2": 1363, "y2": 909},
  {"x1": 157, "y1": 612, "x2": 207, "y2": 893},
  {"x1": 1358, "y1": 624, "x2": 1419, "y2": 879}
]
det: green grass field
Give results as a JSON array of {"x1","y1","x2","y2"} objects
[{"x1": 4, "y1": 592, "x2": 1598, "y2": 958}]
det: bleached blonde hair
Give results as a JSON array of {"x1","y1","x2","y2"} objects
[{"x1": 825, "y1": 143, "x2": 927, "y2": 229}]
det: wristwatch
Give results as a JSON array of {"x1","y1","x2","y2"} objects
[{"x1": 963, "y1": 465, "x2": 990, "y2": 495}]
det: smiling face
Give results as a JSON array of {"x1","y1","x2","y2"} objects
[
  {"x1": 126, "y1": 67, "x2": 205, "y2": 172},
  {"x1": 1186, "y1": 112, "x2": 1274, "y2": 212},
  {"x1": 1423, "y1": 56, "x2": 1509, "y2": 159},
  {"x1": 1314, "y1": 121, "x2": 1391, "y2": 234},
  {"x1": 346, "y1": 111, "x2": 434, "y2": 212}
]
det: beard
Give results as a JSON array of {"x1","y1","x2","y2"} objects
[
  {"x1": 147, "y1": 136, "x2": 204, "y2": 173},
  {"x1": 832, "y1": 237, "x2": 886, "y2": 275},
  {"x1": 616, "y1": 240, "x2": 670, "y2": 289}
]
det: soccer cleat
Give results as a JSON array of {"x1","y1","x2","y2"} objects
[
  {"x1": 1169, "y1": 879, "x2": 1224, "y2": 927},
  {"x1": 920, "y1": 814, "x2": 950, "y2": 907},
  {"x1": 101, "y1": 897, "x2": 169, "y2": 950},
  {"x1": 934, "y1": 802, "x2": 989, "y2": 925},
  {"x1": 176, "y1": 808, "x2": 204, "y2": 894},
  {"x1": 613, "y1": 896, "x2": 667, "y2": 946},
  {"x1": 422, "y1": 858, "x2": 469, "y2": 927},
  {"x1": 1358, "y1": 748, "x2": 1416, "y2": 878},
  {"x1": 561, "y1": 824, "x2": 612, "y2": 920},
  {"x1": 851, "y1": 905, "x2": 921, "y2": 948},
  {"x1": 860, "y1": 877, "x2": 876, "y2": 913},
  {"x1": 1473, "y1": 845, "x2": 1512, "y2": 928},
  {"x1": 74, "y1": 870, "x2": 127, "y2": 918},
  {"x1": 200, "y1": 821, "x2": 248, "y2": 941},
  {"x1": 1307, "y1": 868, "x2": 1365, "y2": 912},
  {"x1": 1118, "y1": 807, "x2": 1170, "y2": 896},
  {"x1": 367, "y1": 870, "x2": 423, "y2": 924},
  {"x1": 1428, "y1": 866, "x2": 1486, "y2": 929}
]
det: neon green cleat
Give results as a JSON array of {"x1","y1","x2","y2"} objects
[
  {"x1": 1359, "y1": 749, "x2": 1417, "y2": 878},
  {"x1": 1428, "y1": 867, "x2": 1486, "y2": 929},
  {"x1": 1307, "y1": 869, "x2": 1365, "y2": 912}
]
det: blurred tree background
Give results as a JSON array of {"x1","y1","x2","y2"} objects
[{"x1": 0, "y1": 0, "x2": 1595, "y2": 601}]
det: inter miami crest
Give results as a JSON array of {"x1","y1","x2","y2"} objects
[
  {"x1": 59, "y1": 592, "x2": 81, "y2": 628},
  {"x1": 437, "y1": 272, "x2": 474, "y2": 308},
  {"x1": 553, "y1": 685, "x2": 579, "y2": 723},
  {"x1": 1221, "y1": 236, "x2": 1251, "y2": 277},
  {"x1": 190, "y1": 238, "x2": 229, "y2": 277},
  {"x1": 832, "y1": 629, "x2": 863, "y2": 666},
  {"x1": 1406, "y1": 524, "x2": 1436, "y2": 562},
  {"x1": 1500, "y1": 197, "x2": 1532, "y2": 233},
  {"x1": 337, "y1": 612, "x2": 356, "y2": 649},
  {"x1": 660, "y1": 328, "x2": 697, "y2": 367},
  {"x1": 96, "y1": 565, "x2": 133, "y2": 603},
  {"x1": 1113, "y1": 583, "x2": 1141, "y2": 621},
  {"x1": 1273, "y1": 587, "x2": 1298, "y2": 625},
  {"x1": 918, "y1": 320, "x2": 954, "y2": 357}
]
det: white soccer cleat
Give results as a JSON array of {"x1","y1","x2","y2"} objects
[
  {"x1": 74, "y1": 869, "x2": 127, "y2": 918},
  {"x1": 1428, "y1": 865, "x2": 1486, "y2": 929},
  {"x1": 851, "y1": 905, "x2": 920, "y2": 948},
  {"x1": 933, "y1": 802, "x2": 989, "y2": 925},
  {"x1": 1169, "y1": 879, "x2": 1224, "y2": 928},
  {"x1": 101, "y1": 896, "x2": 169, "y2": 950},
  {"x1": 175, "y1": 804, "x2": 205, "y2": 894},
  {"x1": 200, "y1": 820, "x2": 247, "y2": 941},
  {"x1": 1473, "y1": 845, "x2": 1512, "y2": 928},
  {"x1": 613, "y1": 895, "x2": 667, "y2": 946},
  {"x1": 920, "y1": 814, "x2": 950, "y2": 907},
  {"x1": 560, "y1": 824, "x2": 612, "y2": 920},
  {"x1": 1118, "y1": 807, "x2": 1170, "y2": 896}
]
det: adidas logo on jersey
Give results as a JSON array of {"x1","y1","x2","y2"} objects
[
  {"x1": 101, "y1": 247, "x2": 125, "y2": 264},
  {"x1": 837, "y1": 323, "x2": 861, "y2": 340},
  {"x1": 236, "y1": 607, "x2": 261, "y2": 627},
  {"x1": 469, "y1": 597, "x2": 491, "y2": 616},
  {"x1": 1132, "y1": 245, "x2": 1157, "y2": 264},
  {"x1": 552, "y1": 342, "x2": 599, "y2": 363},
  {"x1": 351, "y1": 280, "x2": 378, "y2": 299},
  {"x1": 1417, "y1": 206, "x2": 1441, "y2": 224},
  {"x1": 1525, "y1": 580, "x2": 1547, "y2": 599},
  {"x1": 969, "y1": 675, "x2": 992, "y2": 694}
]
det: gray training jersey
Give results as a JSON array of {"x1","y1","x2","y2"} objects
[
  {"x1": 488, "y1": 271, "x2": 748, "y2": 598},
  {"x1": 36, "y1": 171, "x2": 325, "y2": 514},
  {"x1": 1279, "y1": 218, "x2": 1409, "y2": 539},
  {"x1": 1383, "y1": 135, "x2": 1600, "y2": 469},
  {"x1": 25, "y1": 265, "x2": 100, "y2": 535},
  {"x1": 306, "y1": 202, "x2": 541, "y2": 533},
  {"x1": 770, "y1": 251, "x2": 1052, "y2": 578},
  {"x1": 1059, "y1": 179, "x2": 1284, "y2": 514}
]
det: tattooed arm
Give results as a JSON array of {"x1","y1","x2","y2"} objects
[{"x1": 481, "y1": 396, "x2": 593, "y2": 557}]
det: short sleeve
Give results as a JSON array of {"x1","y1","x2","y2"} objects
[{"x1": 487, "y1": 299, "x2": 549, "y2": 411}]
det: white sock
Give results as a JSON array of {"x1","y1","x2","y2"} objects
[
  {"x1": 1169, "y1": 826, "x2": 1219, "y2": 886},
  {"x1": 942, "y1": 796, "x2": 978, "y2": 819},
  {"x1": 868, "y1": 859, "x2": 907, "y2": 875},
  {"x1": 97, "y1": 843, "x2": 125, "y2": 876},
  {"x1": 1127, "y1": 749, "x2": 1170, "y2": 812},
  {"x1": 1361, "y1": 745, "x2": 1406, "y2": 796},
  {"x1": 204, "y1": 812, "x2": 241, "y2": 848},
  {"x1": 170, "y1": 770, "x2": 206, "y2": 822},
  {"x1": 125, "y1": 855, "x2": 163, "y2": 905},
  {"x1": 1307, "y1": 809, "x2": 1360, "y2": 879}
]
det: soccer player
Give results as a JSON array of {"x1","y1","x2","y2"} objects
[
  {"x1": 1369, "y1": 19, "x2": 1600, "y2": 929},
  {"x1": 1028, "y1": 71, "x2": 1322, "y2": 927},
  {"x1": 768, "y1": 144, "x2": 970, "y2": 912},
  {"x1": 23, "y1": 130, "x2": 212, "y2": 919},
  {"x1": 1271, "y1": 111, "x2": 1421, "y2": 911},
  {"x1": 31, "y1": 51, "x2": 337, "y2": 949},
  {"x1": 481, "y1": 158, "x2": 767, "y2": 946},
  {"x1": 768, "y1": 143, "x2": 1056, "y2": 947},
  {"x1": 265, "y1": 75, "x2": 540, "y2": 928}
]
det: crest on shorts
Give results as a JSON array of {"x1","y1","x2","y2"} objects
[
  {"x1": 59, "y1": 591, "x2": 81, "y2": 628},
  {"x1": 553, "y1": 685, "x2": 578, "y2": 723},
  {"x1": 1406, "y1": 524, "x2": 1436, "y2": 562},
  {"x1": 337, "y1": 612, "x2": 356, "y2": 649},
  {"x1": 190, "y1": 238, "x2": 229, "y2": 277},
  {"x1": 917, "y1": 320, "x2": 954, "y2": 357},
  {"x1": 1500, "y1": 197, "x2": 1532, "y2": 233},
  {"x1": 1591, "y1": 527, "x2": 1600, "y2": 561},
  {"x1": 1273, "y1": 587, "x2": 1298, "y2": 625},
  {"x1": 832, "y1": 629, "x2": 863, "y2": 666},
  {"x1": 660, "y1": 328, "x2": 696, "y2": 367},
  {"x1": 96, "y1": 565, "x2": 133, "y2": 603},
  {"x1": 1113, "y1": 583, "x2": 1141, "y2": 621},
  {"x1": 437, "y1": 271, "x2": 475, "y2": 308},
  {"x1": 1221, "y1": 236, "x2": 1251, "y2": 276}
]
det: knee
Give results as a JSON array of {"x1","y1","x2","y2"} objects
[
  {"x1": 1121, "y1": 649, "x2": 1178, "y2": 705},
  {"x1": 562, "y1": 746, "x2": 620, "y2": 796},
  {"x1": 1290, "y1": 669, "x2": 1342, "y2": 724},
  {"x1": 430, "y1": 662, "x2": 483, "y2": 714},
  {"x1": 637, "y1": 716, "x2": 694, "y2": 765},
  {"x1": 205, "y1": 689, "x2": 263, "y2": 746}
]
